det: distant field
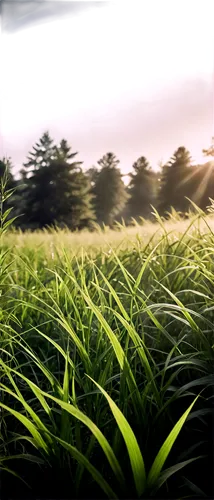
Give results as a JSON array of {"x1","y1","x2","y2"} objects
[
  {"x1": 1, "y1": 213, "x2": 214, "y2": 499},
  {"x1": 3, "y1": 212, "x2": 214, "y2": 254}
]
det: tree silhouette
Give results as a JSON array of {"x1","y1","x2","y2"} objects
[
  {"x1": 194, "y1": 138, "x2": 214, "y2": 210},
  {"x1": 202, "y1": 137, "x2": 214, "y2": 158},
  {"x1": 0, "y1": 157, "x2": 18, "y2": 218},
  {"x1": 92, "y1": 153, "x2": 128, "y2": 226},
  {"x1": 127, "y1": 156, "x2": 156, "y2": 220},
  {"x1": 0, "y1": 157, "x2": 15, "y2": 188},
  {"x1": 21, "y1": 137, "x2": 94, "y2": 229},
  {"x1": 23, "y1": 131, "x2": 55, "y2": 173},
  {"x1": 159, "y1": 146, "x2": 192, "y2": 214}
]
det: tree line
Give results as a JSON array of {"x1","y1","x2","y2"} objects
[{"x1": 1, "y1": 132, "x2": 214, "y2": 230}]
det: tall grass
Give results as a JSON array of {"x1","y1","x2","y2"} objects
[{"x1": 0, "y1": 185, "x2": 213, "y2": 499}]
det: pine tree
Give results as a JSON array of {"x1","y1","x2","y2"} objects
[
  {"x1": 92, "y1": 153, "x2": 128, "y2": 226},
  {"x1": 159, "y1": 147, "x2": 192, "y2": 214},
  {"x1": 0, "y1": 157, "x2": 18, "y2": 217},
  {"x1": 184, "y1": 160, "x2": 214, "y2": 212},
  {"x1": 202, "y1": 137, "x2": 214, "y2": 158},
  {"x1": 0, "y1": 157, "x2": 15, "y2": 190},
  {"x1": 196, "y1": 139, "x2": 214, "y2": 210},
  {"x1": 23, "y1": 131, "x2": 55, "y2": 172},
  {"x1": 21, "y1": 137, "x2": 94, "y2": 229},
  {"x1": 196, "y1": 163, "x2": 214, "y2": 210},
  {"x1": 68, "y1": 169, "x2": 95, "y2": 229},
  {"x1": 127, "y1": 156, "x2": 155, "y2": 221},
  {"x1": 86, "y1": 166, "x2": 99, "y2": 187}
]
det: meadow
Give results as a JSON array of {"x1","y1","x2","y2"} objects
[{"x1": 0, "y1": 204, "x2": 214, "y2": 499}]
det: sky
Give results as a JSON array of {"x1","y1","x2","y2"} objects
[
  {"x1": 1, "y1": 1, "x2": 100, "y2": 32},
  {"x1": 1, "y1": 0, "x2": 214, "y2": 179}
]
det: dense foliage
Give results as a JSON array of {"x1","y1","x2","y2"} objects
[
  {"x1": 0, "y1": 178, "x2": 214, "y2": 498},
  {"x1": 1, "y1": 134, "x2": 214, "y2": 230}
]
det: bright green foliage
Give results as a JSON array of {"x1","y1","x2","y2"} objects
[{"x1": 0, "y1": 169, "x2": 213, "y2": 500}]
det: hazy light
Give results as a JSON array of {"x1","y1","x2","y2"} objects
[
  {"x1": 1, "y1": 33, "x2": 214, "y2": 134},
  {"x1": 194, "y1": 163, "x2": 214, "y2": 204},
  {"x1": 123, "y1": 175, "x2": 130, "y2": 186},
  {"x1": 0, "y1": 32, "x2": 214, "y2": 177}
]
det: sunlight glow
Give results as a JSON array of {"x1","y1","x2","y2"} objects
[
  {"x1": 1, "y1": 0, "x2": 214, "y2": 166},
  {"x1": 194, "y1": 163, "x2": 214, "y2": 204},
  {"x1": 192, "y1": 154, "x2": 210, "y2": 166}
]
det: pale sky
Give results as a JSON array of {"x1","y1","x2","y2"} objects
[{"x1": 1, "y1": 0, "x2": 214, "y2": 177}]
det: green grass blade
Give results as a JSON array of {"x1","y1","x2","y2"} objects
[
  {"x1": 147, "y1": 395, "x2": 199, "y2": 490},
  {"x1": 60, "y1": 351, "x2": 71, "y2": 441},
  {"x1": 87, "y1": 376, "x2": 146, "y2": 497},
  {"x1": 151, "y1": 456, "x2": 204, "y2": 494},
  {"x1": 0, "y1": 402, "x2": 49, "y2": 454},
  {"x1": 37, "y1": 390, "x2": 125, "y2": 490},
  {"x1": 52, "y1": 435, "x2": 118, "y2": 499}
]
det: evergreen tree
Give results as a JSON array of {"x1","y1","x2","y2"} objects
[
  {"x1": 127, "y1": 156, "x2": 155, "y2": 220},
  {"x1": 92, "y1": 153, "x2": 128, "y2": 226},
  {"x1": 159, "y1": 147, "x2": 192, "y2": 214},
  {"x1": 0, "y1": 157, "x2": 19, "y2": 218},
  {"x1": 86, "y1": 166, "x2": 99, "y2": 187},
  {"x1": 86, "y1": 166, "x2": 99, "y2": 218},
  {"x1": 202, "y1": 137, "x2": 214, "y2": 158},
  {"x1": 0, "y1": 157, "x2": 15, "y2": 190},
  {"x1": 196, "y1": 139, "x2": 214, "y2": 210},
  {"x1": 68, "y1": 169, "x2": 95, "y2": 229},
  {"x1": 21, "y1": 137, "x2": 94, "y2": 229},
  {"x1": 23, "y1": 131, "x2": 55, "y2": 172},
  {"x1": 189, "y1": 162, "x2": 214, "y2": 211}
]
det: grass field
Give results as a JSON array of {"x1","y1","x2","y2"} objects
[{"x1": 0, "y1": 207, "x2": 214, "y2": 499}]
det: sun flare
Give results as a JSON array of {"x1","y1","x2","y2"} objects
[{"x1": 192, "y1": 154, "x2": 210, "y2": 166}]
